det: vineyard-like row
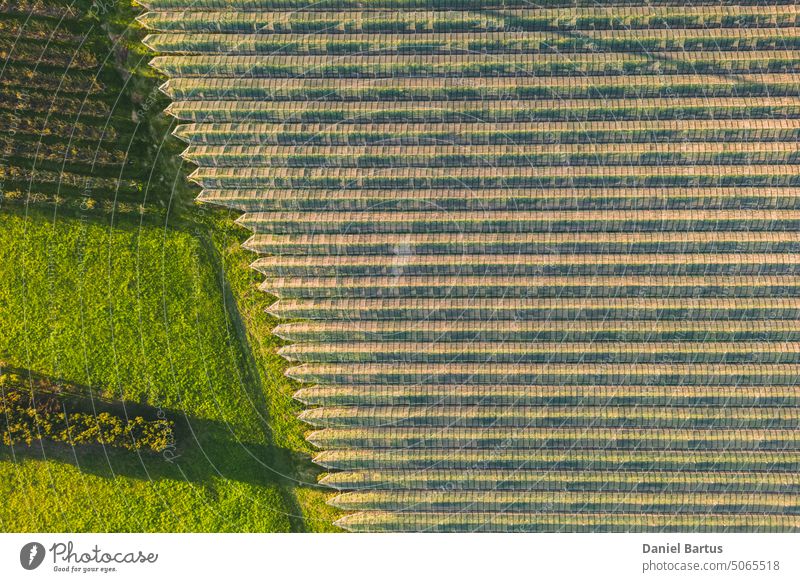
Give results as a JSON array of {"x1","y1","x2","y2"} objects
[
  {"x1": 260, "y1": 277, "x2": 800, "y2": 299},
  {"x1": 205, "y1": 198, "x2": 800, "y2": 215},
  {"x1": 149, "y1": 53, "x2": 800, "y2": 78},
  {"x1": 136, "y1": 0, "x2": 800, "y2": 9},
  {"x1": 137, "y1": 8, "x2": 800, "y2": 34},
  {"x1": 335, "y1": 512, "x2": 797, "y2": 533},
  {"x1": 313, "y1": 449, "x2": 800, "y2": 471},
  {"x1": 278, "y1": 341, "x2": 800, "y2": 363},
  {"x1": 0, "y1": 2, "x2": 150, "y2": 206},
  {"x1": 320, "y1": 469, "x2": 800, "y2": 492},
  {"x1": 295, "y1": 384, "x2": 800, "y2": 406},
  {"x1": 142, "y1": 29, "x2": 800, "y2": 55},
  {"x1": 308, "y1": 427, "x2": 800, "y2": 449}
]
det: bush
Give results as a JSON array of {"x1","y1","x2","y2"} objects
[{"x1": 0, "y1": 375, "x2": 174, "y2": 453}]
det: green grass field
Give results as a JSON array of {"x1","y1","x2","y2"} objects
[{"x1": 0, "y1": 206, "x2": 339, "y2": 531}]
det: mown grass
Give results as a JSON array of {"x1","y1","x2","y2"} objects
[
  {"x1": 0, "y1": 207, "x2": 304, "y2": 531},
  {"x1": 204, "y1": 214, "x2": 344, "y2": 531},
  {"x1": 0, "y1": 208, "x2": 342, "y2": 532}
]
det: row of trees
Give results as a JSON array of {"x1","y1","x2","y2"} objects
[{"x1": 0, "y1": 374, "x2": 174, "y2": 453}]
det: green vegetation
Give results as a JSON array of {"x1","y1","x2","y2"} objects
[
  {"x1": 135, "y1": 7, "x2": 800, "y2": 35},
  {"x1": 1, "y1": 0, "x2": 143, "y2": 211},
  {"x1": 7, "y1": 0, "x2": 800, "y2": 533},
  {"x1": 0, "y1": 0, "x2": 340, "y2": 532},
  {"x1": 1, "y1": 374, "x2": 174, "y2": 453},
  {"x1": 0, "y1": 207, "x2": 307, "y2": 531}
]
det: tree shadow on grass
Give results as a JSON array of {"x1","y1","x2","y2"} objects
[
  {"x1": 1, "y1": 414, "x2": 323, "y2": 492},
  {"x1": 0, "y1": 376, "x2": 323, "y2": 494}
]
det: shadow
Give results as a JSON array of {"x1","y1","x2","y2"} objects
[
  {"x1": 0, "y1": 416, "x2": 321, "y2": 491},
  {"x1": 0, "y1": 368, "x2": 324, "y2": 495},
  {"x1": 195, "y1": 228, "x2": 313, "y2": 531}
]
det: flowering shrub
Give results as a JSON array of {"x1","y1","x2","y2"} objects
[{"x1": 0, "y1": 375, "x2": 174, "y2": 453}]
